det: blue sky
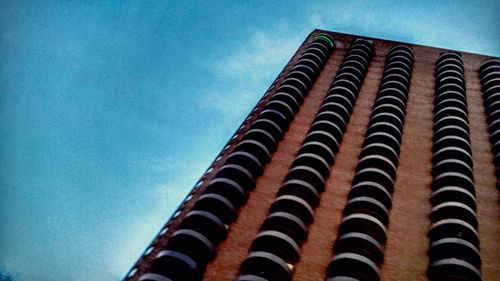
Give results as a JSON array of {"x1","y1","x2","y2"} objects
[{"x1": 0, "y1": 1, "x2": 498, "y2": 280}]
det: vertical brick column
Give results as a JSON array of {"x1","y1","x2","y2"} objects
[
  {"x1": 237, "y1": 39, "x2": 374, "y2": 281},
  {"x1": 475, "y1": 58, "x2": 500, "y2": 279},
  {"x1": 427, "y1": 51, "x2": 481, "y2": 281},
  {"x1": 325, "y1": 44, "x2": 414, "y2": 281}
]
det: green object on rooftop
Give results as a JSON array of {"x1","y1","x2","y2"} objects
[{"x1": 314, "y1": 35, "x2": 334, "y2": 47}]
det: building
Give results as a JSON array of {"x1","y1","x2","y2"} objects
[{"x1": 124, "y1": 30, "x2": 500, "y2": 281}]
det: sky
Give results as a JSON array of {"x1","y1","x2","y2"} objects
[{"x1": 0, "y1": 1, "x2": 498, "y2": 280}]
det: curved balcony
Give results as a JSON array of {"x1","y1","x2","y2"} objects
[
  {"x1": 334, "y1": 232, "x2": 384, "y2": 265},
  {"x1": 343, "y1": 196, "x2": 390, "y2": 226},
  {"x1": 431, "y1": 201, "x2": 478, "y2": 228},
  {"x1": 180, "y1": 210, "x2": 228, "y2": 244},
  {"x1": 428, "y1": 258, "x2": 481, "y2": 281},
  {"x1": 428, "y1": 237, "x2": 481, "y2": 268},
  {"x1": 431, "y1": 185, "x2": 476, "y2": 211},
  {"x1": 429, "y1": 218, "x2": 479, "y2": 247},
  {"x1": 149, "y1": 250, "x2": 200, "y2": 281},
  {"x1": 261, "y1": 211, "x2": 308, "y2": 243},
  {"x1": 349, "y1": 181, "x2": 392, "y2": 209},
  {"x1": 239, "y1": 251, "x2": 292, "y2": 281},
  {"x1": 327, "y1": 252, "x2": 380, "y2": 281},
  {"x1": 250, "y1": 230, "x2": 301, "y2": 263}
]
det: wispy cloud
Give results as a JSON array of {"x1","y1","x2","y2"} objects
[
  {"x1": 212, "y1": 30, "x2": 302, "y2": 81},
  {"x1": 196, "y1": 21, "x2": 318, "y2": 119}
]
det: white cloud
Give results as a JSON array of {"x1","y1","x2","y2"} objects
[
  {"x1": 213, "y1": 30, "x2": 302, "y2": 81},
  {"x1": 196, "y1": 23, "x2": 315, "y2": 118}
]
